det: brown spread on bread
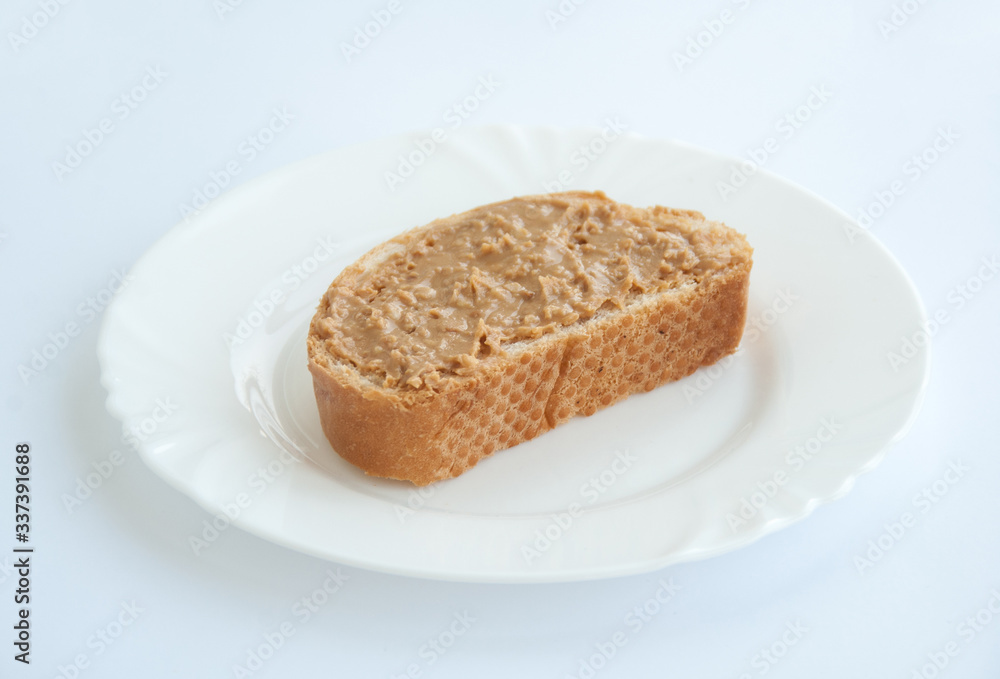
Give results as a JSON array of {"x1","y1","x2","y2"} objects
[
  {"x1": 314, "y1": 193, "x2": 739, "y2": 391},
  {"x1": 308, "y1": 191, "x2": 752, "y2": 485}
]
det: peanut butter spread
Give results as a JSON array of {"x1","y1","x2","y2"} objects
[{"x1": 315, "y1": 193, "x2": 733, "y2": 391}]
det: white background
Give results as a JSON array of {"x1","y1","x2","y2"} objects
[{"x1": 2, "y1": 1, "x2": 999, "y2": 677}]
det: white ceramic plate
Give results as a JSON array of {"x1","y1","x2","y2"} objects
[{"x1": 97, "y1": 125, "x2": 929, "y2": 582}]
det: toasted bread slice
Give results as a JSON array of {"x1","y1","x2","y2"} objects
[{"x1": 307, "y1": 191, "x2": 752, "y2": 485}]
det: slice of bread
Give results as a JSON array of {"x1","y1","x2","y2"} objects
[{"x1": 307, "y1": 191, "x2": 752, "y2": 485}]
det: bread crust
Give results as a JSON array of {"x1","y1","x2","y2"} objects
[{"x1": 307, "y1": 193, "x2": 752, "y2": 485}]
